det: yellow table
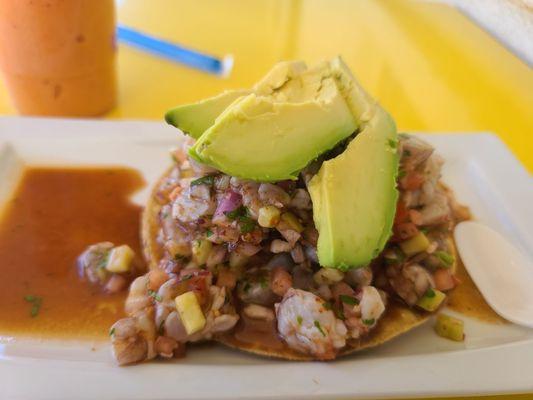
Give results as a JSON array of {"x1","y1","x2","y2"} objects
[{"x1": 0, "y1": 0, "x2": 531, "y2": 398}]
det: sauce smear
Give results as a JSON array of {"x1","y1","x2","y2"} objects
[{"x1": 0, "y1": 167, "x2": 145, "y2": 340}]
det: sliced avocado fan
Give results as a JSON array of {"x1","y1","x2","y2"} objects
[
  {"x1": 189, "y1": 64, "x2": 358, "y2": 181},
  {"x1": 307, "y1": 57, "x2": 399, "y2": 270},
  {"x1": 164, "y1": 56, "x2": 399, "y2": 270}
]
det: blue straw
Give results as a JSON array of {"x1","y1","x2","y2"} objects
[{"x1": 116, "y1": 25, "x2": 233, "y2": 76}]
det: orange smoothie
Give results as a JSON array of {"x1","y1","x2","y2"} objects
[{"x1": 0, "y1": 0, "x2": 116, "y2": 116}]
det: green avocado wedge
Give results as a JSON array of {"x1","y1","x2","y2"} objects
[
  {"x1": 164, "y1": 61, "x2": 307, "y2": 139},
  {"x1": 165, "y1": 89, "x2": 251, "y2": 139},
  {"x1": 308, "y1": 106, "x2": 399, "y2": 270},
  {"x1": 189, "y1": 64, "x2": 358, "y2": 181}
]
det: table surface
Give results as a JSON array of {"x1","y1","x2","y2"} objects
[{"x1": 0, "y1": 1, "x2": 531, "y2": 399}]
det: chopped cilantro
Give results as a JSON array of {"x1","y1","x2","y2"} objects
[
  {"x1": 243, "y1": 281, "x2": 251, "y2": 293},
  {"x1": 388, "y1": 139, "x2": 397, "y2": 149},
  {"x1": 297, "y1": 316, "x2": 303, "y2": 326},
  {"x1": 109, "y1": 327, "x2": 115, "y2": 336},
  {"x1": 259, "y1": 276, "x2": 268, "y2": 289},
  {"x1": 363, "y1": 318, "x2": 375, "y2": 326},
  {"x1": 224, "y1": 206, "x2": 248, "y2": 220},
  {"x1": 425, "y1": 288, "x2": 436, "y2": 298},
  {"x1": 224, "y1": 206, "x2": 256, "y2": 233},
  {"x1": 206, "y1": 229, "x2": 213, "y2": 238},
  {"x1": 314, "y1": 320, "x2": 326, "y2": 337},
  {"x1": 398, "y1": 169, "x2": 406, "y2": 179},
  {"x1": 148, "y1": 289, "x2": 162, "y2": 302},
  {"x1": 239, "y1": 217, "x2": 256, "y2": 234},
  {"x1": 190, "y1": 175, "x2": 215, "y2": 187},
  {"x1": 97, "y1": 253, "x2": 110, "y2": 270},
  {"x1": 181, "y1": 274, "x2": 193, "y2": 282},
  {"x1": 339, "y1": 295, "x2": 359, "y2": 305},
  {"x1": 323, "y1": 301, "x2": 332, "y2": 310},
  {"x1": 334, "y1": 307, "x2": 346, "y2": 321},
  {"x1": 24, "y1": 295, "x2": 42, "y2": 318}
]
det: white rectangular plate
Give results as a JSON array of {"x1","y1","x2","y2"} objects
[{"x1": 0, "y1": 117, "x2": 532, "y2": 400}]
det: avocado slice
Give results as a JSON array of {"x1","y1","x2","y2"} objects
[
  {"x1": 165, "y1": 61, "x2": 307, "y2": 139},
  {"x1": 165, "y1": 89, "x2": 251, "y2": 139},
  {"x1": 190, "y1": 64, "x2": 358, "y2": 181},
  {"x1": 308, "y1": 106, "x2": 399, "y2": 270}
]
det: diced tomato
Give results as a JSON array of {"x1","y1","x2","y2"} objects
[
  {"x1": 400, "y1": 171, "x2": 425, "y2": 190},
  {"x1": 393, "y1": 222, "x2": 419, "y2": 241},
  {"x1": 216, "y1": 269, "x2": 237, "y2": 290},
  {"x1": 409, "y1": 209, "x2": 423, "y2": 225},
  {"x1": 433, "y1": 268, "x2": 456, "y2": 291},
  {"x1": 394, "y1": 201, "x2": 410, "y2": 225},
  {"x1": 179, "y1": 270, "x2": 211, "y2": 305}
]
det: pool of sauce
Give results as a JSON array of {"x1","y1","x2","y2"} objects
[
  {"x1": 447, "y1": 254, "x2": 505, "y2": 324},
  {"x1": 0, "y1": 167, "x2": 145, "y2": 341}
]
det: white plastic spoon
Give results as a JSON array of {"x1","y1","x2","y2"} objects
[{"x1": 454, "y1": 221, "x2": 533, "y2": 328}]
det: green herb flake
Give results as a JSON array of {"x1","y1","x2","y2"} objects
[
  {"x1": 190, "y1": 175, "x2": 215, "y2": 187},
  {"x1": 224, "y1": 206, "x2": 248, "y2": 220},
  {"x1": 206, "y1": 229, "x2": 213, "y2": 238},
  {"x1": 404, "y1": 149, "x2": 412, "y2": 157},
  {"x1": 181, "y1": 274, "x2": 193, "y2": 282},
  {"x1": 323, "y1": 301, "x2": 332, "y2": 310},
  {"x1": 24, "y1": 295, "x2": 43, "y2": 318},
  {"x1": 435, "y1": 251, "x2": 454, "y2": 267},
  {"x1": 363, "y1": 318, "x2": 375, "y2": 326},
  {"x1": 398, "y1": 169, "x2": 407, "y2": 179},
  {"x1": 243, "y1": 281, "x2": 251, "y2": 293},
  {"x1": 297, "y1": 316, "x2": 303, "y2": 326},
  {"x1": 148, "y1": 289, "x2": 162, "y2": 302},
  {"x1": 109, "y1": 327, "x2": 115, "y2": 336},
  {"x1": 314, "y1": 320, "x2": 326, "y2": 337},
  {"x1": 388, "y1": 139, "x2": 397, "y2": 149},
  {"x1": 259, "y1": 276, "x2": 268, "y2": 289},
  {"x1": 239, "y1": 217, "x2": 256, "y2": 234},
  {"x1": 334, "y1": 308, "x2": 346, "y2": 321},
  {"x1": 425, "y1": 288, "x2": 436, "y2": 298},
  {"x1": 339, "y1": 295, "x2": 359, "y2": 306}
]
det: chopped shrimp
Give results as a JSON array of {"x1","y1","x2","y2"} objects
[
  {"x1": 110, "y1": 309, "x2": 157, "y2": 366},
  {"x1": 154, "y1": 336, "x2": 179, "y2": 358},
  {"x1": 275, "y1": 288, "x2": 347, "y2": 360},
  {"x1": 125, "y1": 275, "x2": 152, "y2": 315},
  {"x1": 271, "y1": 267, "x2": 292, "y2": 297},
  {"x1": 399, "y1": 135, "x2": 434, "y2": 170},
  {"x1": 345, "y1": 286, "x2": 386, "y2": 339},
  {"x1": 344, "y1": 266, "x2": 373, "y2": 288},
  {"x1": 387, "y1": 263, "x2": 435, "y2": 305},
  {"x1": 258, "y1": 183, "x2": 290, "y2": 207},
  {"x1": 290, "y1": 188, "x2": 312, "y2": 210},
  {"x1": 270, "y1": 239, "x2": 293, "y2": 253},
  {"x1": 172, "y1": 182, "x2": 216, "y2": 223},
  {"x1": 77, "y1": 241, "x2": 114, "y2": 284},
  {"x1": 243, "y1": 304, "x2": 275, "y2": 321},
  {"x1": 418, "y1": 193, "x2": 451, "y2": 225}
]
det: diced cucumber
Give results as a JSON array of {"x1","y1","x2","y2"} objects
[
  {"x1": 435, "y1": 313, "x2": 464, "y2": 341},
  {"x1": 416, "y1": 288, "x2": 446, "y2": 312},
  {"x1": 400, "y1": 232, "x2": 430, "y2": 256}
]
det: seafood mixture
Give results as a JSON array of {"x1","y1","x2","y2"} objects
[{"x1": 79, "y1": 134, "x2": 468, "y2": 365}]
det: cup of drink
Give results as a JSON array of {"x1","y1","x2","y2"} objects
[{"x1": 0, "y1": 0, "x2": 116, "y2": 117}]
